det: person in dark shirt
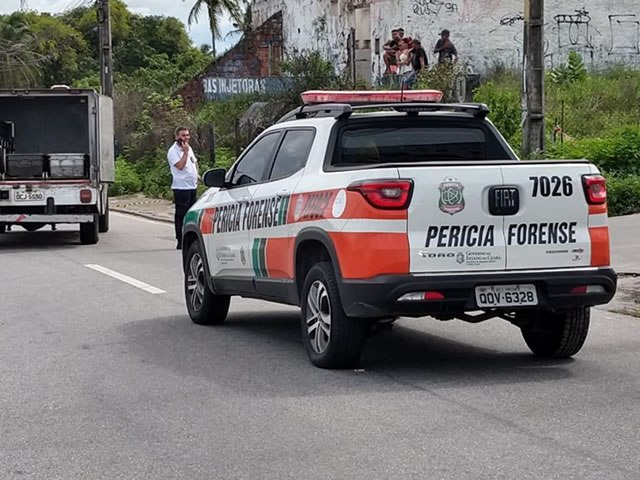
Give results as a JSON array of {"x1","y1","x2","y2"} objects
[
  {"x1": 434, "y1": 29, "x2": 458, "y2": 64},
  {"x1": 402, "y1": 39, "x2": 429, "y2": 89},
  {"x1": 411, "y1": 39, "x2": 429, "y2": 72},
  {"x1": 383, "y1": 28, "x2": 404, "y2": 73}
]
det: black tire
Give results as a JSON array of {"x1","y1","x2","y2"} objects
[
  {"x1": 184, "y1": 240, "x2": 230, "y2": 325},
  {"x1": 521, "y1": 307, "x2": 591, "y2": 358},
  {"x1": 80, "y1": 215, "x2": 99, "y2": 245},
  {"x1": 300, "y1": 261, "x2": 367, "y2": 369},
  {"x1": 99, "y1": 200, "x2": 110, "y2": 233},
  {"x1": 0, "y1": 223, "x2": 6, "y2": 233}
]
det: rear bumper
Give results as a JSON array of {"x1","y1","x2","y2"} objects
[
  {"x1": 0, "y1": 214, "x2": 95, "y2": 224},
  {"x1": 339, "y1": 267, "x2": 618, "y2": 319}
]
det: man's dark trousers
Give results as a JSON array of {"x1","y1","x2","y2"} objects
[{"x1": 173, "y1": 189, "x2": 197, "y2": 244}]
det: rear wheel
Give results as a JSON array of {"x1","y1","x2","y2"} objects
[
  {"x1": 300, "y1": 262, "x2": 366, "y2": 369},
  {"x1": 520, "y1": 307, "x2": 590, "y2": 358},
  {"x1": 80, "y1": 215, "x2": 99, "y2": 244},
  {"x1": 99, "y1": 200, "x2": 110, "y2": 233},
  {"x1": 184, "y1": 240, "x2": 230, "y2": 325}
]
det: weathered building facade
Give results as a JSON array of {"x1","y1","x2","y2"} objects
[
  {"x1": 252, "y1": 0, "x2": 640, "y2": 82},
  {"x1": 178, "y1": 12, "x2": 290, "y2": 110}
]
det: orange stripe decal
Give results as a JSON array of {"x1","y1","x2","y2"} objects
[
  {"x1": 588, "y1": 203, "x2": 607, "y2": 215},
  {"x1": 329, "y1": 232, "x2": 409, "y2": 279},
  {"x1": 265, "y1": 238, "x2": 295, "y2": 279},
  {"x1": 589, "y1": 226, "x2": 610, "y2": 266}
]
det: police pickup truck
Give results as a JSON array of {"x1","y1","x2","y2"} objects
[{"x1": 181, "y1": 89, "x2": 617, "y2": 369}]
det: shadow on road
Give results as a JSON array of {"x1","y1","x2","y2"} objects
[
  {"x1": 119, "y1": 311, "x2": 576, "y2": 397},
  {"x1": 0, "y1": 229, "x2": 81, "y2": 251}
]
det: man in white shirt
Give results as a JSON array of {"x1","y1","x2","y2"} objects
[{"x1": 167, "y1": 126, "x2": 198, "y2": 250}]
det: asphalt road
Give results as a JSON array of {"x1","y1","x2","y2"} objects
[{"x1": 1, "y1": 213, "x2": 639, "y2": 480}]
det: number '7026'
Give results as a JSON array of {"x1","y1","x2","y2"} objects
[{"x1": 529, "y1": 175, "x2": 573, "y2": 198}]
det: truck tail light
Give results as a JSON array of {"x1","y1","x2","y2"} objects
[
  {"x1": 582, "y1": 175, "x2": 607, "y2": 205},
  {"x1": 80, "y1": 189, "x2": 92, "y2": 203},
  {"x1": 347, "y1": 179, "x2": 413, "y2": 209},
  {"x1": 570, "y1": 285, "x2": 605, "y2": 294}
]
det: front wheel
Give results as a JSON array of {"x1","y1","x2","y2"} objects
[
  {"x1": 184, "y1": 241, "x2": 230, "y2": 325},
  {"x1": 300, "y1": 262, "x2": 366, "y2": 369},
  {"x1": 520, "y1": 307, "x2": 591, "y2": 358}
]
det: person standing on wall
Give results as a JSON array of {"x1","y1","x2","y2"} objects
[
  {"x1": 434, "y1": 29, "x2": 458, "y2": 64},
  {"x1": 167, "y1": 126, "x2": 198, "y2": 250}
]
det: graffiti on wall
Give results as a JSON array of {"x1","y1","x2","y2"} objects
[
  {"x1": 412, "y1": 0, "x2": 458, "y2": 17},
  {"x1": 608, "y1": 14, "x2": 640, "y2": 56},
  {"x1": 553, "y1": 8, "x2": 598, "y2": 52},
  {"x1": 458, "y1": 0, "x2": 501, "y2": 23}
]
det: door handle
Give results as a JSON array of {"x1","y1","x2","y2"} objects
[
  {"x1": 241, "y1": 195, "x2": 250, "y2": 202},
  {"x1": 276, "y1": 189, "x2": 290, "y2": 198}
]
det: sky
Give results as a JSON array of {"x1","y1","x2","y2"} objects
[{"x1": 0, "y1": 0, "x2": 240, "y2": 52}]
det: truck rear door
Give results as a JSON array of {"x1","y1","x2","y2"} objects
[
  {"x1": 500, "y1": 162, "x2": 608, "y2": 270},
  {"x1": 400, "y1": 165, "x2": 507, "y2": 273}
]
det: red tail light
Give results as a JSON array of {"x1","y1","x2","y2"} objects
[
  {"x1": 582, "y1": 175, "x2": 606, "y2": 205},
  {"x1": 424, "y1": 291, "x2": 445, "y2": 300},
  {"x1": 80, "y1": 189, "x2": 92, "y2": 203},
  {"x1": 347, "y1": 179, "x2": 413, "y2": 209}
]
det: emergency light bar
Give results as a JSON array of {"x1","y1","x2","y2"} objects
[{"x1": 301, "y1": 89, "x2": 444, "y2": 105}]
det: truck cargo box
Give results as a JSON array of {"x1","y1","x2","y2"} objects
[{"x1": 0, "y1": 89, "x2": 114, "y2": 183}]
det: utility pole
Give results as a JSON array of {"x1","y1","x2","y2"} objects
[
  {"x1": 523, "y1": 0, "x2": 544, "y2": 156},
  {"x1": 97, "y1": 0, "x2": 114, "y2": 98},
  {"x1": 20, "y1": 0, "x2": 28, "y2": 11}
]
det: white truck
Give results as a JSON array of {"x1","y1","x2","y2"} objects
[{"x1": 0, "y1": 86, "x2": 114, "y2": 244}]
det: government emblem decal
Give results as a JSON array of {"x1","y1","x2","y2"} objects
[{"x1": 438, "y1": 177, "x2": 465, "y2": 215}]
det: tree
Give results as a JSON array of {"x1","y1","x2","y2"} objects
[
  {"x1": 225, "y1": 3, "x2": 251, "y2": 40},
  {"x1": 0, "y1": 14, "x2": 45, "y2": 88},
  {"x1": 183, "y1": 0, "x2": 244, "y2": 57},
  {"x1": 26, "y1": 12, "x2": 89, "y2": 86}
]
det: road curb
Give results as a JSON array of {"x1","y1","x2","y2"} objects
[{"x1": 111, "y1": 207, "x2": 174, "y2": 224}]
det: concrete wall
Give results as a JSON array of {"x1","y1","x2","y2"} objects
[{"x1": 253, "y1": 0, "x2": 640, "y2": 81}]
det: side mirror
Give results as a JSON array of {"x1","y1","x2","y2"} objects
[{"x1": 203, "y1": 168, "x2": 226, "y2": 188}]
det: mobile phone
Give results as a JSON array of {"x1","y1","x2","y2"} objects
[{"x1": 177, "y1": 139, "x2": 183, "y2": 146}]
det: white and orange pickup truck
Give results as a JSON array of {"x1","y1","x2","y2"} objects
[{"x1": 180, "y1": 89, "x2": 617, "y2": 369}]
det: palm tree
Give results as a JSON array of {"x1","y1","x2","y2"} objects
[
  {"x1": 0, "y1": 16, "x2": 44, "y2": 88},
  {"x1": 183, "y1": 0, "x2": 244, "y2": 58},
  {"x1": 225, "y1": 4, "x2": 252, "y2": 41}
]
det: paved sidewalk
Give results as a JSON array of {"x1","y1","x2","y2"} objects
[{"x1": 110, "y1": 194, "x2": 174, "y2": 223}]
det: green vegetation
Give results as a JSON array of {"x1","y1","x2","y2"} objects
[{"x1": 473, "y1": 55, "x2": 640, "y2": 216}]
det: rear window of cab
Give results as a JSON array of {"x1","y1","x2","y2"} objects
[{"x1": 331, "y1": 117, "x2": 515, "y2": 167}]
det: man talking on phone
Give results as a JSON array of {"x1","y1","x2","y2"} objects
[{"x1": 167, "y1": 126, "x2": 198, "y2": 250}]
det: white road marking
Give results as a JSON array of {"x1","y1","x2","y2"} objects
[{"x1": 85, "y1": 264, "x2": 166, "y2": 295}]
